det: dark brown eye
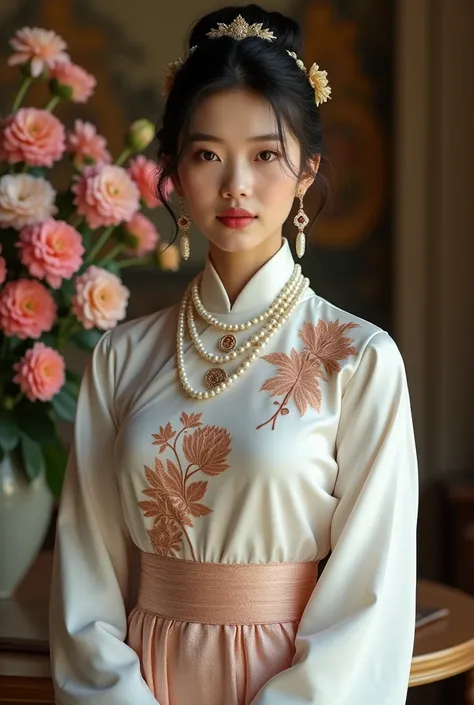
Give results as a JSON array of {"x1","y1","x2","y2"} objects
[
  {"x1": 195, "y1": 150, "x2": 217, "y2": 161},
  {"x1": 257, "y1": 150, "x2": 279, "y2": 162}
]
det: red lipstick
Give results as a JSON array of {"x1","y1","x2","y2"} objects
[{"x1": 217, "y1": 207, "x2": 256, "y2": 229}]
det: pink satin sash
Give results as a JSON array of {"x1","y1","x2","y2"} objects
[{"x1": 137, "y1": 551, "x2": 318, "y2": 625}]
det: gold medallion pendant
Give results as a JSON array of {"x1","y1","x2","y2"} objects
[
  {"x1": 218, "y1": 334, "x2": 237, "y2": 352},
  {"x1": 204, "y1": 368, "x2": 229, "y2": 389}
]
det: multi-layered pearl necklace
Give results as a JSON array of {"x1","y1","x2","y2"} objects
[{"x1": 176, "y1": 264, "x2": 310, "y2": 400}]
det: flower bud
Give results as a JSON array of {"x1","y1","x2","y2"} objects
[
  {"x1": 126, "y1": 119, "x2": 155, "y2": 152},
  {"x1": 49, "y1": 77, "x2": 73, "y2": 100}
]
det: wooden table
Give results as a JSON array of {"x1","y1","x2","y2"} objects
[
  {"x1": 410, "y1": 580, "x2": 474, "y2": 688},
  {"x1": 1, "y1": 555, "x2": 474, "y2": 703}
]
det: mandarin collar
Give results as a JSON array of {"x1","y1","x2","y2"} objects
[{"x1": 199, "y1": 238, "x2": 296, "y2": 317}]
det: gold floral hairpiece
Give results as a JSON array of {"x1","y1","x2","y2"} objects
[{"x1": 163, "y1": 14, "x2": 331, "y2": 107}]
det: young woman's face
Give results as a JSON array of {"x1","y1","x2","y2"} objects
[{"x1": 174, "y1": 88, "x2": 314, "y2": 255}]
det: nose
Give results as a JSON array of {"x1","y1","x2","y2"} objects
[{"x1": 220, "y1": 158, "x2": 253, "y2": 200}]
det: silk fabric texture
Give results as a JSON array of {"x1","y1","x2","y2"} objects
[{"x1": 49, "y1": 238, "x2": 419, "y2": 705}]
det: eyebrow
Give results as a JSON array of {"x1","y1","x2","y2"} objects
[{"x1": 189, "y1": 132, "x2": 280, "y2": 143}]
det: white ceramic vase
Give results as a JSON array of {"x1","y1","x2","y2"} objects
[{"x1": 0, "y1": 453, "x2": 54, "y2": 598}]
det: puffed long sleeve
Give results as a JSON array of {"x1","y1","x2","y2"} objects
[
  {"x1": 49, "y1": 332, "x2": 158, "y2": 705},
  {"x1": 251, "y1": 331, "x2": 419, "y2": 705}
]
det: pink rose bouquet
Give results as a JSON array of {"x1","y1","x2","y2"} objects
[{"x1": 0, "y1": 26, "x2": 178, "y2": 496}]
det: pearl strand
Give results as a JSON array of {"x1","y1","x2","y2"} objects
[
  {"x1": 191, "y1": 264, "x2": 302, "y2": 332},
  {"x1": 186, "y1": 271, "x2": 304, "y2": 364},
  {"x1": 176, "y1": 276, "x2": 310, "y2": 400}
]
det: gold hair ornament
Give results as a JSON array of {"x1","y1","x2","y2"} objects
[{"x1": 163, "y1": 14, "x2": 331, "y2": 107}]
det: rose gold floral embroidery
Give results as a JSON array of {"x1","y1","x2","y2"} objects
[
  {"x1": 299, "y1": 320, "x2": 359, "y2": 375},
  {"x1": 138, "y1": 411, "x2": 232, "y2": 559},
  {"x1": 257, "y1": 319, "x2": 359, "y2": 431}
]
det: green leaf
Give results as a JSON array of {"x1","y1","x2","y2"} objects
[
  {"x1": 17, "y1": 405, "x2": 56, "y2": 445},
  {"x1": 43, "y1": 436, "x2": 68, "y2": 497},
  {"x1": 58, "y1": 278, "x2": 75, "y2": 301},
  {"x1": 103, "y1": 260, "x2": 120, "y2": 275},
  {"x1": 19, "y1": 433, "x2": 45, "y2": 481},
  {"x1": 65, "y1": 369, "x2": 82, "y2": 384},
  {"x1": 51, "y1": 386, "x2": 77, "y2": 422},
  {"x1": 0, "y1": 409, "x2": 20, "y2": 452},
  {"x1": 8, "y1": 336, "x2": 26, "y2": 353},
  {"x1": 38, "y1": 332, "x2": 57, "y2": 347},
  {"x1": 78, "y1": 223, "x2": 93, "y2": 252},
  {"x1": 65, "y1": 369, "x2": 82, "y2": 395},
  {"x1": 72, "y1": 328, "x2": 102, "y2": 351},
  {"x1": 0, "y1": 446, "x2": 4, "y2": 464},
  {"x1": 28, "y1": 166, "x2": 47, "y2": 178}
]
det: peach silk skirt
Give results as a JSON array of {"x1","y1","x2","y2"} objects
[{"x1": 126, "y1": 551, "x2": 318, "y2": 705}]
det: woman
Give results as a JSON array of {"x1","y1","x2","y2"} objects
[{"x1": 49, "y1": 4, "x2": 418, "y2": 705}]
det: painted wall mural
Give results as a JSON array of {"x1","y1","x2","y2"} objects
[{"x1": 291, "y1": 0, "x2": 394, "y2": 330}]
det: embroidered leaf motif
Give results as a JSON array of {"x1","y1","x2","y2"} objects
[
  {"x1": 144, "y1": 459, "x2": 165, "y2": 489},
  {"x1": 260, "y1": 349, "x2": 323, "y2": 413},
  {"x1": 180, "y1": 411, "x2": 203, "y2": 429},
  {"x1": 140, "y1": 458, "x2": 192, "y2": 527},
  {"x1": 148, "y1": 519, "x2": 183, "y2": 557},
  {"x1": 299, "y1": 320, "x2": 359, "y2": 376},
  {"x1": 257, "y1": 350, "x2": 323, "y2": 431},
  {"x1": 137, "y1": 500, "x2": 161, "y2": 518},
  {"x1": 258, "y1": 318, "x2": 359, "y2": 430},
  {"x1": 182, "y1": 426, "x2": 232, "y2": 476},
  {"x1": 186, "y1": 481, "x2": 208, "y2": 502},
  {"x1": 186, "y1": 481, "x2": 212, "y2": 517},
  {"x1": 152, "y1": 422, "x2": 176, "y2": 453},
  {"x1": 138, "y1": 414, "x2": 232, "y2": 559},
  {"x1": 165, "y1": 459, "x2": 183, "y2": 494}
]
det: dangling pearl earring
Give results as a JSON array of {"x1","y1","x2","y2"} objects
[
  {"x1": 177, "y1": 195, "x2": 191, "y2": 260},
  {"x1": 294, "y1": 188, "x2": 309, "y2": 259}
]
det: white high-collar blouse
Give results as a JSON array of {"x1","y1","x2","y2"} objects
[{"x1": 49, "y1": 238, "x2": 419, "y2": 704}]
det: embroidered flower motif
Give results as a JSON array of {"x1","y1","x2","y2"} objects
[
  {"x1": 138, "y1": 411, "x2": 232, "y2": 559},
  {"x1": 257, "y1": 319, "x2": 359, "y2": 431}
]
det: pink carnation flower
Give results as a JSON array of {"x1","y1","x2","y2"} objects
[
  {"x1": 67, "y1": 120, "x2": 112, "y2": 169},
  {"x1": 0, "y1": 245, "x2": 6, "y2": 286},
  {"x1": 8, "y1": 27, "x2": 69, "y2": 78},
  {"x1": 50, "y1": 62, "x2": 96, "y2": 103},
  {"x1": 1, "y1": 108, "x2": 65, "y2": 167},
  {"x1": 72, "y1": 164, "x2": 139, "y2": 229},
  {"x1": 72, "y1": 266, "x2": 129, "y2": 330},
  {"x1": 123, "y1": 212, "x2": 159, "y2": 255},
  {"x1": 13, "y1": 342, "x2": 65, "y2": 402},
  {"x1": 0, "y1": 279, "x2": 56, "y2": 339},
  {"x1": 128, "y1": 155, "x2": 173, "y2": 208},
  {"x1": 17, "y1": 218, "x2": 84, "y2": 289},
  {"x1": 0, "y1": 174, "x2": 57, "y2": 230}
]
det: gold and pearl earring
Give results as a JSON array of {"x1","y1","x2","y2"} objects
[
  {"x1": 177, "y1": 195, "x2": 191, "y2": 260},
  {"x1": 294, "y1": 188, "x2": 309, "y2": 259}
]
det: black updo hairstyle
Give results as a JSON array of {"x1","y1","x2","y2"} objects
[{"x1": 156, "y1": 3, "x2": 328, "y2": 242}]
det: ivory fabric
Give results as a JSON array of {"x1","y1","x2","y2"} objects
[
  {"x1": 49, "y1": 237, "x2": 419, "y2": 705},
  {"x1": 127, "y1": 552, "x2": 319, "y2": 703}
]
